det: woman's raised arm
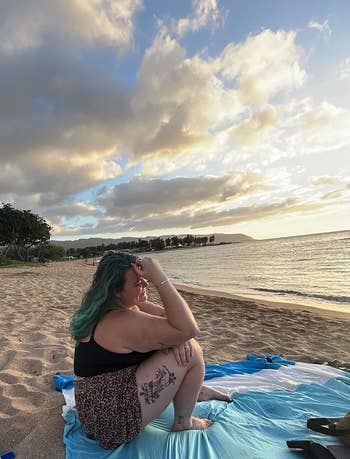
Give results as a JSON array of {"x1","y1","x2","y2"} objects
[{"x1": 131, "y1": 258, "x2": 199, "y2": 338}]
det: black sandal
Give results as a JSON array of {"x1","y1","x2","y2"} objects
[
  {"x1": 307, "y1": 418, "x2": 350, "y2": 436},
  {"x1": 287, "y1": 440, "x2": 337, "y2": 458}
]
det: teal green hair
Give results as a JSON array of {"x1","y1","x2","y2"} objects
[{"x1": 70, "y1": 251, "x2": 137, "y2": 341}]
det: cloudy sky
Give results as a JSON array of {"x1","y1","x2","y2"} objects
[{"x1": 1, "y1": 0, "x2": 349, "y2": 240}]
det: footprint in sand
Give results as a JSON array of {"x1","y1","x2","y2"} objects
[
  {"x1": 25, "y1": 331, "x2": 47, "y2": 343},
  {"x1": 1, "y1": 384, "x2": 48, "y2": 413},
  {"x1": 16, "y1": 358, "x2": 43, "y2": 376},
  {"x1": 0, "y1": 350, "x2": 16, "y2": 371},
  {"x1": 0, "y1": 371, "x2": 18, "y2": 385}
]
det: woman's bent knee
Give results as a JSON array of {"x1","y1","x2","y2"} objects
[
  {"x1": 162, "y1": 339, "x2": 203, "y2": 367},
  {"x1": 189, "y1": 339, "x2": 204, "y2": 362},
  {"x1": 136, "y1": 341, "x2": 204, "y2": 427}
]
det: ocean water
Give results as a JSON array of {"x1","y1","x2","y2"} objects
[{"x1": 146, "y1": 230, "x2": 350, "y2": 313}]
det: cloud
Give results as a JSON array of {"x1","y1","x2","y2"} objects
[
  {"x1": 1, "y1": 9, "x2": 307, "y2": 191},
  {"x1": 308, "y1": 19, "x2": 332, "y2": 37},
  {"x1": 339, "y1": 57, "x2": 350, "y2": 80},
  {"x1": 5, "y1": 3, "x2": 343, "y2": 240},
  {"x1": 175, "y1": 0, "x2": 227, "y2": 37},
  {"x1": 188, "y1": 197, "x2": 328, "y2": 229},
  {"x1": 231, "y1": 98, "x2": 350, "y2": 162},
  {"x1": 321, "y1": 190, "x2": 344, "y2": 200},
  {"x1": 128, "y1": 27, "x2": 305, "y2": 170},
  {"x1": 69, "y1": 195, "x2": 334, "y2": 236},
  {"x1": 51, "y1": 225, "x2": 82, "y2": 237},
  {"x1": 311, "y1": 176, "x2": 350, "y2": 201},
  {"x1": 232, "y1": 105, "x2": 278, "y2": 146},
  {"x1": 288, "y1": 100, "x2": 350, "y2": 154},
  {"x1": 218, "y1": 29, "x2": 306, "y2": 105},
  {"x1": 98, "y1": 173, "x2": 267, "y2": 219},
  {"x1": 0, "y1": 150, "x2": 122, "y2": 200},
  {"x1": 311, "y1": 176, "x2": 342, "y2": 187},
  {"x1": 0, "y1": 0, "x2": 142, "y2": 55},
  {"x1": 0, "y1": 36, "x2": 128, "y2": 202},
  {"x1": 129, "y1": 29, "x2": 239, "y2": 161},
  {"x1": 0, "y1": 46, "x2": 131, "y2": 160}
]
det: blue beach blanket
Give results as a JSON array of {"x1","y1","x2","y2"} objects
[{"x1": 56, "y1": 356, "x2": 350, "y2": 458}]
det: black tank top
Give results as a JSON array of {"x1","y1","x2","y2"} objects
[{"x1": 74, "y1": 324, "x2": 155, "y2": 377}]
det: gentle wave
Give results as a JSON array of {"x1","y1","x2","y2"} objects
[
  {"x1": 149, "y1": 230, "x2": 350, "y2": 312},
  {"x1": 252, "y1": 287, "x2": 350, "y2": 304}
]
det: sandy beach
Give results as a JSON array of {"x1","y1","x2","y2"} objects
[{"x1": 0, "y1": 260, "x2": 349, "y2": 458}]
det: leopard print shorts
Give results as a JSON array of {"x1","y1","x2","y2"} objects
[{"x1": 74, "y1": 365, "x2": 142, "y2": 449}]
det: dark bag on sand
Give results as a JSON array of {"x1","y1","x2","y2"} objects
[
  {"x1": 287, "y1": 411, "x2": 350, "y2": 458},
  {"x1": 287, "y1": 440, "x2": 349, "y2": 459},
  {"x1": 307, "y1": 413, "x2": 350, "y2": 437}
]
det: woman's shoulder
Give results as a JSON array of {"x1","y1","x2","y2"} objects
[
  {"x1": 93, "y1": 309, "x2": 143, "y2": 352},
  {"x1": 101, "y1": 307, "x2": 141, "y2": 327}
]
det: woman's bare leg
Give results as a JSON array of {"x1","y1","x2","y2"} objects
[
  {"x1": 170, "y1": 351, "x2": 210, "y2": 431},
  {"x1": 136, "y1": 339, "x2": 211, "y2": 431}
]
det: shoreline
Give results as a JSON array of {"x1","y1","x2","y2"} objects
[{"x1": 173, "y1": 283, "x2": 350, "y2": 320}]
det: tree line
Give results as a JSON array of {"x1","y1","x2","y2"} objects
[
  {"x1": 67, "y1": 234, "x2": 216, "y2": 259},
  {"x1": 0, "y1": 203, "x2": 217, "y2": 264}
]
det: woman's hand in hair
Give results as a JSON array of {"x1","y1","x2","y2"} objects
[{"x1": 131, "y1": 257, "x2": 166, "y2": 286}]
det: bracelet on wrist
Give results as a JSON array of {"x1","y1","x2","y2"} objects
[{"x1": 156, "y1": 278, "x2": 170, "y2": 288}]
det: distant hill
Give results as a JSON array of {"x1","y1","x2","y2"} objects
[{"x1": 52, "y1": 233, "x2": 254, "y2": 250}]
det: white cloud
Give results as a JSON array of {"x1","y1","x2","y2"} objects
[
  {"x1": 218, "y1": 29, "x2": 306, "y2": 106},
  {"x1": 339, "y1": 57, "x2": 350, "y2": 80},
  {"x1": 311, "y1": 175, "x2": 342, "y2": 187},
  {"x1": 1, "y1": 14, "x2": 308, "y2": 193},
  {"x1": 128, "y1": 27, "x2": 306, "y2": 173},
  {"x1": 226, "y1": 98, "x2": 350, "y2": 162},
  {"x1": 129, "y1": 29, "x2": 240, "y2": 161},
  {"x1": 4, "y1": 3, "x2": 346, "y2": 239},
  {"x1": 231, "y1": 105, "x2": 279, "y2": 147},
  {"x1": 308, "y1": 19, "x2": 332, "y2": 37},
  {"x1": 321, "y1": 190, "x2": 344, "y2": 200},
  {"x1": 283, "y1": 99, "x2": 350, "y2": 155},
  {"x1": 175, "y1": 0, "x2": 227, "y2": 37},
  {"x1": 0, "y1": 0, "x2": 142, "y2": 55}
]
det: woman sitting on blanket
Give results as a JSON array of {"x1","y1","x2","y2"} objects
[{"x1": 70, "y1": 251, "x2": 230, "y2": 450}]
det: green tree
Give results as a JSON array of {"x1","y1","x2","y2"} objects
[
  {"x1": 150, "y1": 238, "x2": 165, "y2": 251},
  {"x1": 31, "y1": 243, "x2": 65, "y2": 261},
  {"x1": 170, "y1": 236, "x2": 179, "y2": 247},
  {"x1": 0, "y1": 203, "x2": 52, "y2": 260},
  {"x1": 67, "y1": 247, "x2": 76, "y2": 257},
  {"x1": 137, "y1": 238, "x2": 150, "y2": 250},
  {"x1": 182, "y1": 234, "x2": 194, "y2": 246}
]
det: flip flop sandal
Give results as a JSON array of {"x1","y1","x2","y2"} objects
[
  {"x1": 287, "y1": 440, "x2": 337, "y2": 458},
  {"x1": 307, "y1": 418, "x2": 350, "y2": 436}
]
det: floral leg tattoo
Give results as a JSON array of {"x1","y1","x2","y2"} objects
[{"x1": 139, "y1": 365, "x2": 176, "y2": 404}]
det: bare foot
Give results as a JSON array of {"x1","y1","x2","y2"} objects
[
  {"x1": 172, "y1": 416, "x2": 212, "y2": 432},
  {"x1": 197, "y1": 385, "x2": 231, "y2": 402}
]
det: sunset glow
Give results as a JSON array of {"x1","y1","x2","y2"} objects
[{"x1": 1, "y1": 1, "x2": 349, "y2": 240}]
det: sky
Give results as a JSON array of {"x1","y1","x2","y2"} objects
[{"x1": 1, "y1": 0, "x2": 350, "y2": 241}]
